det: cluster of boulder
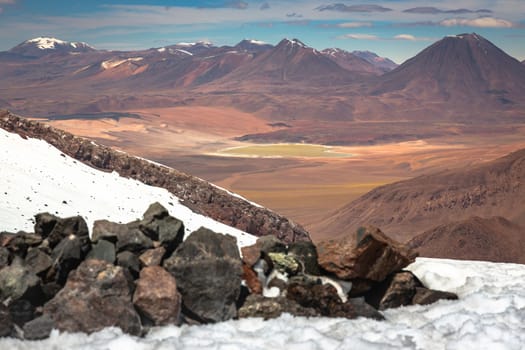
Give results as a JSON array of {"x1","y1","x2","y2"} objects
[{"x1": 0, "y1": 202, "x2": 457, "y2": 340}]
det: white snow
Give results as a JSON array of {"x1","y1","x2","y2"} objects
[
  {"x1": 25, "y1": 37, "x2": 93, "y2": 50},
  {"x1": 101, "y1": 57, "x2": 143, "y2": 70},
  {"x1": 248, "y1": 39, "x2": 267, "y2": 45},
  {"x1": 0, "y1": 257, "x2": 523, "y2": 349},
  {"x1": 174, "y1": 49, "x2": 193, "y2": 56},
  {"x1": 0, "y1": 128, "x2": 257, "y2": 248},
  {"x1": 157, "y1": 47, "x2": 166, "y2": 53}
]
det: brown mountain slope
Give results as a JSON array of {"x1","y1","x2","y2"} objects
[
  {"x1": 371, "y1": 33, "x2": 525, "y2": 117},
  {"x1": 317, "y1": 148, "x2": 525, "y2": 242},
  {"x1": 407, "y1": 216, "x2": 525, "y2": 264}
]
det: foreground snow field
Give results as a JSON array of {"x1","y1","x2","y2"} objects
[
  {"x1": 0, "y1": 258, "x2": 522, "y2": 349},
  {"x1": 0, "y1": 128, "x2": 257, "y2": 247}
]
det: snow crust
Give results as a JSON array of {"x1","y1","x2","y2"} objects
[
  {"x1": 25, "y1": 37, "x2": 92, "y2": 50},
  {"x1": 248, "y1": 39, "x2": 267, "y2": 45},
  {"x1": 1, "y1": 257, "x2": 523, "y2": 349},
  {"x1": 0, "y1": 128, "x2": 256, "y2": 248}
]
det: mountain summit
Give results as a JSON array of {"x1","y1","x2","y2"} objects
[
  {"x1": 9, "y1": 37, "x2": 95, "y2": 57},
  {"x1": 373, "y1": 33, "x2": 525, "y2": 107}
]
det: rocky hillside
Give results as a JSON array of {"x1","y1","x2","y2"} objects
[
  {"x1": 407, "y1": 216, "x2": 525, "y2": 264},
  {"x1": 0, "y1": 110, "x2": 309, "y2": 243},
  {"x1": 318, "y1": 147, "x2": 525, "y2": 243}
]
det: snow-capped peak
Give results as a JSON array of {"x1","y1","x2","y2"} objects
[
  {"x1": 247, "y1": 39, "x2": 267, "y2": 45},
  {"x1": 176, "y1": 40, "x2": 213, "y2": 47},
  {"x1": 24, "y1": 36, "x2": 94, "y2": 50},
  {"x1": 283, "y1": 38, "x2": 307, "y2": 48}
]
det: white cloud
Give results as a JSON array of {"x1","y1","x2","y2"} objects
[
  {"x1": 339, "y1": 33, "x2": 379, "y2": 40},
  {"x1": 440, "y1": 16, "x2": 514, "y2": 28},
  {"x1": 394, "y1": 34, "x2": 416, "y2": 40},
  {"x1": 337, "y1": 22, "x2": 373, "y2": 28}
]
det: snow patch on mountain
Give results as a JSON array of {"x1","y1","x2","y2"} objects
[
  {"x1": 1, "y1": 257, "x2": 523, "y2": 349},
  {"x1": 0, "y1": 128, "x2": 257, "y2": 248},
  {"x1": 25, "y1": 37, "x2": 93, "y2": 50}
]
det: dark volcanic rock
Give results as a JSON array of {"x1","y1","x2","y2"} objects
[
  {"x1": 24, "y1": 248, "x2": 53, "y2": 276},
  {"x1": 0, "y1": 247, "x2": 10, "y2": 269},
  {"x1": 92, "y1": 220, "x2": 125, "y2": 243},
  {"x1": 116, "y1": 251, "x2": 141, "y2": 278},
  {"x1": 93, "y1": 220, "x2": 153, "y2": 253},
  {"x1": 86, "y1": 239, "x2": 116, "y2": 263},
  {"x1": 34, "y1": 213, "x2": 59, "y2": 238},
  {"x1": 45, "y1": 216, "x2": 89, "y2": 248},
  {"x1": 133, "y1": 266, "x2": 181, "y2": 326},
  {"x1": 316, "y1": 226, "x2": 416, "y2": 282},
  {"x1": 8, "y1": 299, "x2": 35, "y2": 326},
  {"x1": 0, "y1": 304, "x2": 14, "y2": 337},
  {"x1": 163, "y1": 227, "x2": 242, "y2": 323},
  {"x1": 23, "y1": 315, "x2": 55, "y2": 340},
  {"x1": 238, "y1": 294, "x2": 318, "y2": 319},
  {"x1": 139, "y1": 203, "x2": 184, "y2": 254},
  {"x1": 241, "y1": 235, "x2": 287, "y2": 267},
  {"x1": 365, "y1": 271, "x2": 423, "y2": 310},
  {"x1": 51, "y1": 234, "x2": 91, "y2": 284},
  {"x1": 0, "y1": 113, "x2": 311, "y2": 244},
  {"x1": 43, "y1": 259, "x2": 141, "y2": 335},
  {"x1": 412, "y1": 287, "x2": 458, "y2": 305},
  {"x1": 0, "y1": 261, "x2": 42, "y2": 305},
  {"x1": 288, "y1": 241, "x2": 321, "y2": 275}
]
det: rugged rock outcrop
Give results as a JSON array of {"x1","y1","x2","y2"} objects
[
  {"x1": 43, "y1": 259, "x2": 142, "y2": 335},
  {"x1": 0, "y1": 111, "x2": 310, "y2": 244},
  {"x1": 163, "y1": 228, "x2": 243, "y2": 323}
]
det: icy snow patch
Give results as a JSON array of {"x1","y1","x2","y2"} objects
[
  {"x1": 0, "y1": 128, "x2": 257, "y2": 248},
  {"x1": 0, "y1": 258, "x2": 523, "y2": 349}
]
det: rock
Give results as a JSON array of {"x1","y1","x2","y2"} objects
[
  {"x1": 241, "y1": 235, "x2": 287, "y2": 267},
  {"x1": 267, "y1": 252, "x2": 300, "y2": 275},
  {"x1": 238, "y1": 294, "x2": 318, "y2": 320},
  {"x1": 288, "y1": 241, "x2": 321, "y2": 275},
  {"x1": 0, "y1": 304, "x2": 14, "y2": 337},
  {"x1": 0, "y1": 247, "x2": 10, "y2": 269},
  {"x1": 41, "y1": 282, "x2": 62, "y2": 302},
  {"x1": 139, "y1": 203, "x2": 185, "y2": 253},
  {"x1": 133, "y1": 266, "x2": 181, "y2": 326},
  {"x1": 8, "y1": 299, "x2": 35, "y2": 327},
  {"x1": 412, "y1": 287, "x2": 458, "y2": 305},
  {"x1": 51, "y1": 234, "x2": 91, "y2": 284},
  {"x1": 92, "y1": 220, "x2": 153, "y2": 253},
  {"x1": 45, "y1": 216, "x2": 89, "y2": 248},
  {"x1": 86, "y1": 239, "x2": 116, "y2": 263},
  {"x1": 163, "y1": 227, "x2": 242, "y2": 323},
  {"x1": 287, "y1": 282, "x2": 383, "y2": 320},
  {"x1": 43, "y1": 259, "x2": 141, "y2": 336},
  {"x1": 316, "y1": 226, "x2": 417, "y2": 282},
  {"x1": 23, "y1": 315, "x2": 54, "y2": 340},
  {"x1": 242, "y1": 263, "x2": 262, "y2": 294},
  {"x1": 34, "y1": 213, "x2": 59, "y2": 238},
  {"x1": 139, "y1": 247, "x2": 166, "y2": 267},
  {"x1": 25, "y1": 248, "x2": 53, "y2": 276},
  {"x1": 143, "y1": 202, "x2": 169, "y2": 220},
  {"x1": 92, "y1": 220, "x2": 125, "y2": 243},
  {"x1": 116, "y1": 251, "x2": 141, "y2": 278},
  {"x1": 0, "y1": 261, "x2": 42, "y2": 305},
  {"x1": 5, "y1": 232, "x2": 43, "y2": 257},
  {"x1": 365, "y1": 271, "x2": 422, "y2": 310}
]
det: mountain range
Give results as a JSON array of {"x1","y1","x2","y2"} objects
[{"x1": 1, "y1": 33, "x2": 524, "y2": 145}]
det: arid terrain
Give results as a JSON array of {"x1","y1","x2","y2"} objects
[{"x1": 2, "y1": 33, "x2": 525, "y2": 244}]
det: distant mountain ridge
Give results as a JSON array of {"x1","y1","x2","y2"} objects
[{"x1": 8, "y1": 37, "x2": 95, "y2": 57}]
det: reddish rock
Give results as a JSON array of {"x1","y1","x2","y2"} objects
[
  {"x1": 242, "y1": 263, "x2": 262, "y2": 294},
  {"x1": 241, "y1": 235, "x2": 287, "y2": 267},
  {"x1": 139, "y1": 247, "x2": 166, "y2": 267},
  {"x1": 133, "y1": 266, "x2": 181, "y2": 326},
  {"x1": 316, "y1": 226, "x2": 417, "y2": 282},
  {"x1": 43, "y1": 259, "x2": 141, "y2": 335}
]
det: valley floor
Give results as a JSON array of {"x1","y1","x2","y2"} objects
[{"x1": 34, "y1": 107, "x2": 525, "y2": 241}]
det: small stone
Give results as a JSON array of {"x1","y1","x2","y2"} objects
[
  {"x1": 133, "y1": 266, "x2": 181, "y2": 326},
  {"x1": 139, "y1": 247, "x2": 166, "y2": 267},
  {"x1": 365, "y1": 271, "x2": 422, "y2": 310},
  {"x1": 25, "y1": 248, "x2": 53, "y2": 276},
  {"x1": 116, "y1": 228, "x2": 153, "y2": 254},
  {"x1": 287, "y1": 241, "x2": 321, "y2": 275},
  {"x1": 86, "y1": 240, "x2": 116, "y2": 263},
  {"x1": 242, "y1": 263, "x2": 262, "y2": 294},
  {"x1": 116, "y1": 251, "x2": 141, "y2": 278},
  {"x1": 267, "y1": 252, "x2": 300, "y2": 275},
  {"x1": 0, "y1": 262, "x2": 43, "y2": 305},
  {"x1": 0, "y1": 247, "x2": 10, "y2": 269},
  {"x1": 241, "y1": 235, "x2": 287, "y2": 267},
  {"x1": 23, "y1": 314, "x2": 54, "y2": 340},
  {"x1": 34, "y1": 213, "x2": 59, "y2": 238},
  {"x1": 8, "y1": 299, "x2": 34, "y2": 327},
  {"x1": 0, "y1": 304, "x2": 14, "y2": 337},
  {"x1": 46, "y1": 216, "x2": 89, "y2": 248}
]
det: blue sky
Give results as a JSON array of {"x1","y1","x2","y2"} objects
[{"x1": 0, "y1": 0, "x2": 524, "y2": 63}]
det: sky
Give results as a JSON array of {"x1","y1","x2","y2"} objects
[{"x1": 0, "y1": 0, "x2": 524, "y2": 63}]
